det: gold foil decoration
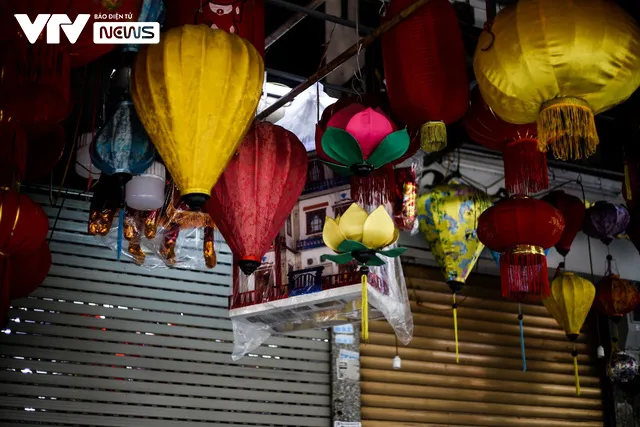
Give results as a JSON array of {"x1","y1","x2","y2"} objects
[{"x1": 203, "y1": 226, "x2": 217, "y2": 269}]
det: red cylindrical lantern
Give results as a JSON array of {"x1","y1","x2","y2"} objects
[
  {"x1": 542, "y1": 190, "x2": 586, "y2": 257},
  {"x1": 463, "y1": 87, "x2": 548, "y2": 195},
  {"x1": 382, "y1": 0, "x2": 468, "y2": 152},
  {"x1": 478, "y1": 197, "x2": 565, "y2": 301},
  {"x1": 164, "y1": 0, "x2": 265, "y2": 58}
]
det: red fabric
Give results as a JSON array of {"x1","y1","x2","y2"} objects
[
  {"x1": 463, "y1": 86, "x2": 537, "y2": 150},
  {"x1": 25, "y1": 125, "x2": 65, "y2": 181},
  {"x1": 502, "y1": 138, "x2": 548, "y2": 196},
  {"x1": 0, "y1": 121, "x2": 28, "y2": 188},
  {"x1": 542, "y1": 190, "x2": 586, "y2": 257},
  {"x1": 164, "y1": 0, "x2": 265, "y2": 58},
  {"x1": 0, "y1": 190, "x2": 49, "y2": 256},
  {"x1": 207, "y1": 121, "x2": 307, "y2": 266},
  {"x1": 594, "y1": 274, "x2": 639, "y2": 319},
  {"x1": 381, "y1": 0, "x2": 468, "y2": 133},
  {"x1": 10, "y1": 240, "x2": 51, "y2": 299}
]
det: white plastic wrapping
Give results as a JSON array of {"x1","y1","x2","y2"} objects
[{"x1": 229, "y1": 248, "x2": 413, "y2": 361}]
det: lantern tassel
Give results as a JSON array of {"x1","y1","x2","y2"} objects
[
  {"x1": 361, "y1": 270, "x2": 369, "y2": 342},
  {"x1": 572, "y1": 348, "x2": 581, "y2": 396},
  {"x1": 503, "y1": 138, "x2": 549, "y2": 196},
  {"x1": 538, "y1": 97, "x2": 598, "y2": 161},
  {"x1": 452, "y1": 293, "x2": 459, "y2": 363},
  {"x1": 501, "y1": 246, "x2": 549, "y2": 301},
  {"x1": 624, "y1": 163, "x2": 632, "y2": 202},
  {"x1": 518, "y1": 303, "x2": 527, "y2": 372},
  {"x1": 350, "y1": 166, "x2": 395, "y2": 207},
  {"x1": 420, "y1": 121, "x2": 447, "y2": 153},
  {"x1": 117, "y1": 209, "x2": 124, "y2": 262}
]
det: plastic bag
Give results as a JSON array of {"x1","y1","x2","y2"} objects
[
  {"x1": 229, "y1": 245, "x2": 413, "y2": 360},
  {"x1": 276, "y1": 82, "x2": 335, "y2": 151},
  {"x1": 392, "y1": 153, "x2": 423, "y2": 235}
]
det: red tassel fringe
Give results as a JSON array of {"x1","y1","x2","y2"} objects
[
  {"x1": 503, "y1": 138, "x2": 549, "y2": 196},
  {"x1": 351, "y1": 165, "x2": 395, "y2": 207},
  {"x1": 500, "y1": 250, "x2": 550, "y2": 302}
]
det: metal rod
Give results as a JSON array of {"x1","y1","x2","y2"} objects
[
  {"x1": 265, "y1": 0, "x2": 327, "y2": 48},
  {"x1": 257, "y1": 0, "x2": 431, "y2": 120},
  {"x1": 264, "y1": 0, "x2": 374, "y2": 33},
  {"x1": 266, "y1": 68, "x2": 357, "y2": 95}
]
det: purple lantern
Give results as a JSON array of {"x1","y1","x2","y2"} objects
[{"x1": 583, "y1": 201, "x2": 630, "y2": 246}]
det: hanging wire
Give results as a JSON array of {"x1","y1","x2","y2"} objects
[{"x1": 352, "y1": 0, "x2": 365, "y2": 98}]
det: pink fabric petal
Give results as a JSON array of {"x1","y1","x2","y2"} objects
[
  {"x1": 326, "y1": 103, "x2": 367, "y2": 130},
  {"x1": 345, "y1": 108, "x2": 395, "y2": 159}
]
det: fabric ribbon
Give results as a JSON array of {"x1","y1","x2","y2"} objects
[
  {"x1": 452, "y1": 293, "x2": 459, "y2": 363},
  {"x1": 572, "y1": 348, "x2": 581, "y2": 396},
  {"x1": 518, "y1": 303, "x2": 527, "y2": 372},
  {"x1": 361, "y1": 269, "x2": 369, "y2": 342}
]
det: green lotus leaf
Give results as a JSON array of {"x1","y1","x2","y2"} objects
[
  {"x1": 321, "y1": 127, "x2": 364, "y2": 166},
  {"x1": 366, "y1": 129, "x2": 411, "y2": 169},
  {"x1": 378, "y1": 247, "x2": 408, "y2": 258},
  {"x1": 338, "y1": 240, "x2": 368, "y2": 253},
  {"x1": 320, "y1": 253, "x2": 354, "y2": 265}
]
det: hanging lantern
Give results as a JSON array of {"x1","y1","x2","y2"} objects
[
  {"x1": 382, "y1": 0, "x2": 468, "y2": 152},
  {"x1": 207, "y1": 122, "x2": 307, "y2": 276},
  {"x1": 542, "y1": 190, "x2": 586, "y2": 258},
  {"x1": 417, "y1": 181, "x2": 492, "y2": 362},
  {"x1": 0, "y1": 121, "x2": 28, "y2": 188},
  {"x1": 164, "y1": 0, "x2": 265, "y2": 58},
  {"x1": 463, "y1": 87, "x2": 547, "y2": 195},
  {"x1": 608, "y1": 352, "x2": 639, "y2": 383},
  {"x1": 594, "y1": 257, "x2": 639, "y2": 322},
  {"x1": 132, "y1": 25, "x2": 264, "y2": 210},
  {"x1": 25, "y1": 125, "x2": 66, "y2": 181},
  {"x1": 75, "y1": 133, "x2": 102, "y2": 180},
  {"x1": 543, "y1": 272, "x2": 595, "y2": 396},
  {"x1": 321, "y1": 204, "x2": 406, "y2": 341},
  {"x1": 583, "y1": 201, "x2": 630, "y2": 246},
  {"x1": 0, "y1": 1, "x2": 72, "y2": 126},
  {"x1": 123, "y1": 0, "x2": 166, "y2": 54},
  {"x1": 125, "y1": 161, "x2": 166, "y2": 211},
  {"x1": 474, "y1": 0, "x2": 640, "y2": 160}
]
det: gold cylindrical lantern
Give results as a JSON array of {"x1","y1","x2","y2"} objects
[{"x1": 474, "y1": 0, "x2": 640, "y2": 160}]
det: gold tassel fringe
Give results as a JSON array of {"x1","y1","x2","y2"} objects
[
  {"x1": 537, "y1": 97, "x2": 599, "y2": 161},
  {"x1": 361, "y1": 273, "x2": 369, "y2": 342},
  {"x1": 420, "y1": 121, "x2": 447, "y2": 153}
]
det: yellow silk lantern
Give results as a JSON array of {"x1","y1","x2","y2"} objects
[
  {"x1": 132, "y1": 25, "x2": 264, "y2": 209},
  {"x1": 543, "y1": 272, "x2": 595, "y2": 396},
  {"x1": 474, "y1": 0, "x2": 640, "y2": 161},
  {"x1": 417, "y1": 180, "x2": 492, "y2": 362}
]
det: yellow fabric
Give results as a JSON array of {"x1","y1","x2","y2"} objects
[
  {"x1": 361, "y1": 273, "x2": 369, "y2": 342},
  {"x1": 322, "y1": 203, "x2": 399, "y2": 251},
  {"x1": 417, "y1": 182, "x2": 492, "y2": 284},
  {"x1": 453, "y1": 293, "x2": 459, "y2": 364},
  {"x1": 474, "y1": 0, "x2": 640, "y2": 156},
  {"x1": 420, "y1": 121, "x2": 447, "y2": 153},
  {"x1": 132, "y1": 25, "x2": 264, "y2": 198},
  {"x1": 542, "y1": 272, "x2": 595, "y2": 336}
]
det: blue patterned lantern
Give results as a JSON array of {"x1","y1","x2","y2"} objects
[{"x1": 124, "y1": 0, "x2": 166, "y2": 53}]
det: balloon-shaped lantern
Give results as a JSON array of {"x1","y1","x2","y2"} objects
[
  {"x1": 321, "y1": 204, "x2": 406, "y2": 341},
  {"x1": 594, "y1": 256, "x2": 639, "y2": 322},
  {"x1": 463, "y1": 87, "x2": 546, "y2": 195},
  {"x1": 382, "y1": 0, "x2": 468, "y2": 152},
  {"x1": 543, "y1": 272, "x2": 595, "y2": 396},
  {"x1": 608, "y1": 352, "x2": 639, "y2": 383},
  {"x1": 583, "y1": 201, "x2": 630, "y2": 246},
  {"x1": 542, "y1": 191, "x2": 586, "y2": 258},
  {"x1": 474, "y1": 0, "x2": 640, "y2": 160},
  {"x1": 132, "y1": 25, "x2": 264, "y2": 210},
  {"x1": 417, "y1": 181, "x2": 492, "y2": 362},
  {"x1": 207, "y1": 122, "x2": 307, "y2": 279},
  {"x1": 479, "y1": 197, "x2": 564, "y2": 371}
]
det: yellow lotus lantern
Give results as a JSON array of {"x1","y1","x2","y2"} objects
[
  {"x1": 543, "y1": 272, "x2": 595, "y2": 396},
  {"x1": 132, "y1": 25, "x2": 264, "y2": 210},
  {"x1": 474, "y1": 0, "x2": 640, "y2": 160},
  {"x1": 321, "y1": 204, "x2": 406, "y2": 341}
]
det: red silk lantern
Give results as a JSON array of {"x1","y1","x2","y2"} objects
[
  {"x1": 25, "y1": 125, "x2": 65, "y2": 181},
  {"x1": 0, "y1": 121, "x2": 28, "y2": 188},
  {"x1": 463, "y1": 87, "x2": 547, "y2": 195},
  {"x1": 164, "y1": 0, "x2": 265, "y2": 57},
  {"x1": 542, "y1": 190, "x2": 586, "y2": 257},
  {"x1": 207, "y1": 122, "x2": 307, "y2": 276},
  {"x1": 595, "y1": 265, "x2": 639, "y2": 322},
  {"x1": 10, "y1": 241, "x2": 52, "y2": 300},
  {"x1": 381, "y1": 0, "x2": 468, "y2": 152},
  {"x1": 478, "y1": 197, "x2": 565, "y2": 301}
]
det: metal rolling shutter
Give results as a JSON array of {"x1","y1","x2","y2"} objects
[
  {"x1": 0, "y1": 190, "x2": 331, "y2": 427},
  {"x1": 361, "y1": 265, "x2": 604, "y2": 427}
]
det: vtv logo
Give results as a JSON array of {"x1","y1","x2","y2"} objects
[{"x1": 14, "y1": 14, "x2": 91, "y2": 44}]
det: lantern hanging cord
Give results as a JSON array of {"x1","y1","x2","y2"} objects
[
  {"x1": 395, "y1": 334, "x2": 399, "y2": 357},
  {"x1": 572, "y1": 348, "x2": 581, "y2": 396},
  {"x1": 518, "y1": 303, "x2": 527, "y2": 372},
  {"x1": 352, "y1": 0, "x2": 365, "y2": 98},
  {"x1": 452, "y1": 293, "x2": 460, "y2": 363}
]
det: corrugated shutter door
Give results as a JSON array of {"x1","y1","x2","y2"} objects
[
  {"x1": 0, "y1": 191, "x2": 331, "y2": 427},
  {"x1": 361, "y1": 266, "x2": 604, "y2": 427}
]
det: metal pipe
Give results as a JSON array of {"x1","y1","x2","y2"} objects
[
  {"x1": 257, "y1": 0, "x2": 432, "y2": 120},
  {"x1": 266, "y1": 68, "x2": 357, "y2": 95},
  {"x1": 264, "y1": 0, "x2": 374, "y2": 34},
  {"x1": 265, "y1": 0, "x2": 327, "y2": 48}
]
